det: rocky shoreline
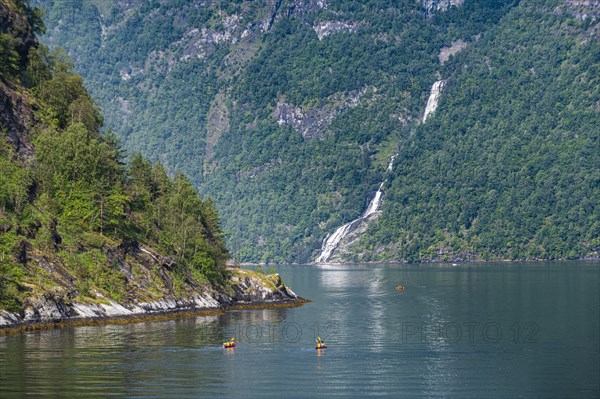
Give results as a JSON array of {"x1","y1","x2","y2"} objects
[{"x1": 0, "y1": 270, "x2": 306, "y2": 334}]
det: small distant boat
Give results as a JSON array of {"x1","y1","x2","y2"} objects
[
  {"x1": 395, "y1": 285, "x2": 405, "y2": 291},
  {"x1": 316, "y1": 344, "x2": 327, "y2": 349},
  {"x1": 223, "y1": 337, "x2": 237, "y2": 348}
]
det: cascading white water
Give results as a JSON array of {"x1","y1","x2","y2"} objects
[
  {"x1": 316, "y1": 156, "x2": 397, "y2": 263},
  {"x1": 316, "y1": 221, "x2": 357, "y2": 263},
  {"x1": 387, "y1": 154, "x2": 396, "y2": 172},
  {"x1": 362, "y1": 182, "x2": 384, "y2": 217},
  {"x1": 422, "y1": 80, "x2": 445, "y2": 122},
  {"x1": 317, "y1": 78, "x2": 445, "y2": 263}
]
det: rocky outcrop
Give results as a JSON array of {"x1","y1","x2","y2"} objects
[
  {"x1": 313, "y1": 21, "x2": 358, "y2": 40},
  {"x1": 274, "y1": 87, "x2": 373, "y2": 140},
  {"x1": 0, "y1": 267, "x2": 301, "y2": 329},
  {"x1": 226, "y1": 270, "x2": 298, "y2": 304},
  {"x1": 422, "y1": 0, "x2": 464, "y2": 16},
  {"x1": 0, "y1": 79, "x2": 35, "y2": 162},
  {"x1": 135, "y1": 0, "x2": 327, "y2": 77},
  {"x1": 439, "y1": 39, "x2": 468, "y2": 65},
  {"x1": 0, "y1": 240, "x2": 302, "y2": 330},
  {"x1": 0, "y1": 2, "x2": 37, "y2": 162},
  {"x1": 204, "y1": 91, "x2": 230, "y2": 174},
  {"x1": 562, "y1": 0, "x2": 600, "y2": 20},
  {"x1": 285, "y1": 0, "x2": 328, "y2": 20},
  {"x1": 0, "y1": 1, "x2": 37, "y2": 61},
  {"x1": 175, "y1": 16, "x2": 245, "y2": 62},
  {"x1": 121, "y1": 6, "x2": 268, "y2": 77},
  {"x1": 0, "y1": 294, "x2": 218, "y2": 328}
]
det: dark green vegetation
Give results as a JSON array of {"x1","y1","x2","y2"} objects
[
  {"x1": 38, "y1": 0, "x2": 598, "y2": 263},
  {"x1": 360, "y1": 1, "x2": 600, "y2": 262},
  {"x1": 1, "y1": 0, "x2": 230, "y2": 312}
]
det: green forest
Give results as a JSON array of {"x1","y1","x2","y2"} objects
[
  {"x1": 1, "y1": 0, "x2": 230, "y2": 312},
  {"x1": 358, "y1": 0, "x2": 600, "y2": 261},
  {"x1": 34, "y1": 0, "x2": 600, "y2": 263}
]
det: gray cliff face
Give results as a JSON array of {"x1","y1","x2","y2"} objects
[
  {"x1": 422, "y1": 0, "x2": 464, "y2": 16},
  {"x1": 0, "y1": 1, "x2": 36, "y2": 162},
  {"x1": 439, "y1": 39, "x2": 468, "y2": 65},
  {"x1": 114, "y1": 0, "x2": 330, "y2": 81},
  {"x1": 0, "y1": 79, "x2": 34, "y2": 162},
  {"x1": 273, "y1": 87, "x2": 373, "y2": 140},
  {"x1": 313, "y1": 20, "x2": 358, "y2": 40}
]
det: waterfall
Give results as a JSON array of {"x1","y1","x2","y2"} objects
[
  {"x1": 99, "y1": 17, "x2": 107, "y2": 48},
  {"x1": 316, "y1": 155, "x2": 397, "y2": 263},
  {"x1": 363, "y1": 182, "x2": 384, "y2": 218},
  {"x1": 316, "y1": 78, "x2": 445, "y2": 263},
  {"x1": 387, "y1": 154, "x2": 397, "y2": 172},
  {"x1": 422, "y1": 80, "x2": 445, "y2": 122},
  {"x1": 316, "y1": 221, "x2": 358, "y2": 263}
]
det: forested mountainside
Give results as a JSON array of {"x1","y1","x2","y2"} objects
[
  {"x1": 0, "y1": 0, "x2": 233, "y2": 314},
  {"x1": 38, "y1": 0, "x2": 599, "y2": 263},
  {"x1": 357, "y1": 0, "x2": 600, "y2": 262}
]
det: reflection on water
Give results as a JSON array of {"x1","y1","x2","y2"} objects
[{"x1": 1, "y1": 262, "x2": 599, "y2": 398}]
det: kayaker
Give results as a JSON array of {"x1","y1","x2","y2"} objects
[{"x1": 315, "y1": 337, "x2": 326, "y2": 349}]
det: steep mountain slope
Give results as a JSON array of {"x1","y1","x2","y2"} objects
[
  {"x1": 38, "y1": 0, "x2": 598, "y2": 263},
  {"x1": 38, "y1": 0, "x2": 518, "y2": 262},
  {"x1": 354, "y1": 0, "x2": 599, "y2": 262}
]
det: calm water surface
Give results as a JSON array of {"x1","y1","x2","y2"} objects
[{"x1": 1, "y1": 262, "x2": 599, "y2": 398}]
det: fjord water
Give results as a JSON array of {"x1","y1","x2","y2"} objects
[{"x1": 1, "y1": 263, "x2": 598, "y2": 398}]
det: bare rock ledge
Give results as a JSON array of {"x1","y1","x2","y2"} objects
[{"x1": 0, "y1": 270, "x2": 304, "y2": 332}]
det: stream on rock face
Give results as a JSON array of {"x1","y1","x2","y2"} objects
[
  {"x1": 316, "y1": 155, "x2": 396, "y2": 263},
  {"x1": 317, "y1": 77, "x2": 446, "y2": 263},
  {"x1": 423, "y1": 80, "x2": 446, "y2": 122},
  {"x1": 1, "y1": 262, "x2": 598, "y2": 398}
]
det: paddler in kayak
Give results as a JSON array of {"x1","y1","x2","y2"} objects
[
  {"x1": 315, "y1": 337, "x2": 327, "y2": 349},
  {"x1": 223, "y1": 337, "x2": 237, "y2": 348}
]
